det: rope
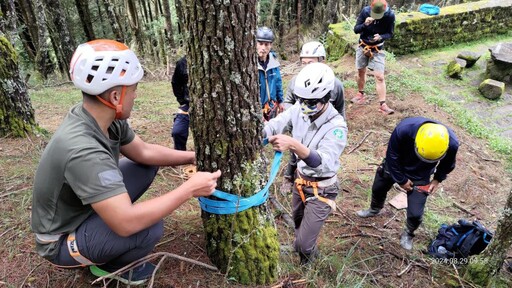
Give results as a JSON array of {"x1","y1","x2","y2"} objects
[{"x1": 198, "y1": 150, "x2": 282, "y2": 215}]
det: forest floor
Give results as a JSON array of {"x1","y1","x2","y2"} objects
[{"x1": 1, "y1": 36, "x2": 512, "y2": 287}]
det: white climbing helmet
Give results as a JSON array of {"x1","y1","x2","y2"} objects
[
  {"x1": 300, "y1": 41, "x2": 326, "y2": 60},
  {"x1": 293, "y1": 62, "x2": 335, "y2": 99},
  {"x1": 69, "y1": 39, "x2": 144, "y2": 95}
]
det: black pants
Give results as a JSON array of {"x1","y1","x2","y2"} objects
[
  {"x1": 51, "y1": 158, "x2": 162, "y2": 271},
  {"x1": 370, "y1": 160, "x2": 429, "y2": 234},
  {"x1": 171, "y1": 113, "x2": 190, "y2": 151}
]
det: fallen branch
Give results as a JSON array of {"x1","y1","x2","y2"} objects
[
  {"x1": 20, "y1": 262, "x2": 44, "y2": 288},
  {"x1": 336, "y1": 206, "x2": 356, "y2": 225},
  {"x1": 336, "y1": 232, "x2": 382, "y2": 239},
  {"x1": 383, "y1": 212, "x2": 398, "y2": 228},
  {"x1": 347, "y1": 131, "x2": 373, "y2": 154},
  {"x1": 271, "y1": 278, "x2": 307, "y2": 288},
  {"x1": 452, "y1": 202, "x2": 475, "y2": 216},
  {"x1": 397, "y1": 263, "x2": 412, "y2": 277},
  {"x1": 91, "y1": 252, "x2": 218, "y2": 286},
  {"x1": 269, "y1": 195, "x2": 295, "y2": 228}
]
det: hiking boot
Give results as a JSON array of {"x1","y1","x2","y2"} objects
[
  {"x1": 89, "y1": 262, "x2": 156, "y2": 286},
  {"x1": 350, "y1": 92, "x2": 366, "y2": 105},
  {"x1": 379, "y1": 103, "x2": 395, "y2": 115},
  {"x1": 400, "y1": 231, "x2": 414, "y2": 250},
  {"x1": 356, "y1": 208, "x2": 381, "y2": 218}
]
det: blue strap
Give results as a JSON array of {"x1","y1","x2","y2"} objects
[
  {"x1": 456, "y1": 228, "x2": 475, "y2": 247},
  {"x1": 198, "y1": 150, "x2": 283, "y2": 214}
]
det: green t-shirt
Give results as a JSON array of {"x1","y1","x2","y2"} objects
[{"x1": 31, "y1": 104, "x2": 135, "y2": 259}]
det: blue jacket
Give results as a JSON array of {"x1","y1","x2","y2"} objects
[
  {"x1": 385, "y1": 117, "x2": 459, "y2": 185},
  {"x1": 258, "y1": 52, "x2": 283, "y2": 108},
  {"x1": 354, "y1": 6, "x2": 395, "y2": 47}
]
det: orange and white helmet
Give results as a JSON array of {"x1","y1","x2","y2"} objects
[{"x1": 69, "y1": 39, "x2": 143, "y2": 95}]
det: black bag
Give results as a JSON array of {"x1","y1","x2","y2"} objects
[{"x1": 428, "y1": 219, "x2": 493, "y2": 259}]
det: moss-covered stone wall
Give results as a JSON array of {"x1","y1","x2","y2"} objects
[{"x1": 327, "y1": 0, "x2": 512, "y2": 58}]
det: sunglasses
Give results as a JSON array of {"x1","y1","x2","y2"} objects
[{"x1": 297, "y1": 97, "x2": 320, "y2": 107}]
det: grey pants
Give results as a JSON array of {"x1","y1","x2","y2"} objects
[
  {"x1": 50, "y1": 158, "x2": 163, "y2": 271},
  {"x1": 292, "y1": 181, "x2": 338, "y2": 256}
]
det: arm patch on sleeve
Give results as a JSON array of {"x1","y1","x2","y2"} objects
[
  {"x1": 333, "y1": 128, "x2": 345, "y2": 140},
  {"x1": 98, "y1": 170, "x2": 123, "y2": 186}
]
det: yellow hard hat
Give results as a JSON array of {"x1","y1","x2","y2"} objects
[{"x1": 415, "y1": 123, "x2": 449, "y2": 162}]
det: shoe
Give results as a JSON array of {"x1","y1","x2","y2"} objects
[
  {"x1": 379, "y1": 103, "x2": 395, "y2": 115},
  {"x1": 356, "y1": 208, "x2": 381, "y2": 218},
  {"x1": 90, "y1": 262, "x2": 156, "y2": 286},
  {"x1": 400, "y1": 231, "x2": 414, "y2": 250},
  {"x1": 350, "y1": 92, "x2": 366, "y2": 105}
]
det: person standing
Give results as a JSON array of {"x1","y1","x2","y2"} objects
[
  {"x1": 351, "y1": 0, "x2": 395, "y2": 115},
  {"x1": 282, "y1": 41, "x2": 346, "y2": 181},
  {"x1": 31, "y1": 40, "x2": 221, "y2": 285},
  {"x1": 171, "y1": 56, "x2": 190, "y2": 151},
  {"x1": 257, "y1": 26, "x2": 284, "y2": 121},
  {"x1": 264, "y1": 63, "x2": 348, "y2": 264},
  {"x1": 356, "y1": 117, "x2": 459, "y2": 250}
]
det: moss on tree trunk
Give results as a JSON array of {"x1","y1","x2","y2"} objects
[
  {"x1": 464, "y1": 188, "x2": 512, "y2": 286},
  {"x1": 184, "y1": 0, "x2": 279, "y2": 284},
  {"x1": 0, "y1": 36, "x2": 37, "y2": 137}
]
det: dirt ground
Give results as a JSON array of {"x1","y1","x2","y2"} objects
[{"x1": 1, "y1": 48, "x2": 512, "y2": 287}]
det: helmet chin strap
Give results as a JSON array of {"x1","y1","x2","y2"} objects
[{"x1": 95, "y1": 86, "x2": 127, "y2": 119}]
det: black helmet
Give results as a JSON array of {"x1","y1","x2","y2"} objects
[{"x1": 256, "y1": 27, "x2": 274, "y2": 42}]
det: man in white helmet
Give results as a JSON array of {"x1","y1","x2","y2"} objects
[
  {"x1": 283, "y1": 41, "x2": 345, "y2": 181},
  {"x1": 264, "y1": 62, "x2": 348, "y2": 265},
  {"x1": 31, "y1": 40, "x2": 221, "y2": 285},
  {"x1": 284, "y1": 41, "x2": 345, "y2": 117}
]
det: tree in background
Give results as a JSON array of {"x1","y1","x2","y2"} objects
[
  {"x1": 0, "y1": 8, "x2": 37, "y2": 137},
  {"x1": 464, "y1": 188, "x2": 512, "y2": 286},
  {"x1": 183, "y1": 0, "x2": 279, "y2": 284}
]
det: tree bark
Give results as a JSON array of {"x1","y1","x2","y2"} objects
[
  {"x1": 75, "y1": 0, "x2": 96, "y2": 40},
  {"x1": 126, "y1": 0, "x2": 144, "y2": 54},
  {"x1": 183, "y1": 0, "x2": 279, "y2": 284},
  {"x1": 15, "y1": 0, "x2": 38, "y2": 62},
  {"x1": 162, "y1": 0, "x2": 175, "y2": 48},
  {"x1": 463, "y1": 188, "x2": 512, "y2": 286},
  {"x1": 174, "y1": 0, "x2": 185, "y2": 44},
  {"x1": 102, "y1": 0, "x2": 124, "y2": 42},
  {"x1": 34, "y1": 0, "x2": 54, "y2": 79},
  {"x1": 43, "y1": 0, "x2": 75, "y2": 80},
  {"x1": 0, "y1": 37, "x2": 37, "y2": 137}
]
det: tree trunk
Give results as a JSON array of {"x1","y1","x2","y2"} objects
[
  {"x1": 1, "y1": 0, "x2": 18, "y2": 42},
  {"x1": 174, "y1": 0, "x2": 185, "y2": 44},
  {"x1": 43, "y1": 0, "x2": 75, "y2": 80},
  {"x1": 276, "y1": 0, "x2": 287, "y2": 57},
  {"x1": 0, "y1": 37, "x2": 37, "y2": 137},
  {"x1": 102, "y1": 0, "x2": 124, "y2": 42},
  {"x1": 126, "y1": 0, "x2": 144, "y2": 54},
  {"x1": 162, "y1": 0, "x2": 175, "y2": 48},
  {"x1": 463, "y1": 188, "x2": 512, "y2": 286},
  {"x1": 296, "y1": 0, "x2": 301, "y2": 52},
  {"x1": 183, "y1": 0, "x2": 279, "y2": 284},
  {"x1": 95, "y1": 0, "x2": 106, "y2": 38},
  {"x1": 75, "y1": 0, "x2": 96, "y2": 40},
  {"x1": 323, "y1": 0, "x2": 338, "y2": 31},
  {"x1": 34, "y1": 0, "x2": 54, "y2": 79},
  {"x1": 15, "y1": 0, "x2": 38, "y2": 63}
]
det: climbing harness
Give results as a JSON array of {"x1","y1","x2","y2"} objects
[
  {"x1": 66, "y1": 231, "x2": 96, "y2": 266},
  {"x1": 359, "y1": 40, "x2": 382, "y2": 59},
  {"x1": 294, "y1": 174, "x2": 337, "y2": 211},
  {"x1": 198, "y1": 150, "x2": 282, "y2": 214},
  {"x1": 262, "y1": 73, "x2": 279, "y2": 121}
]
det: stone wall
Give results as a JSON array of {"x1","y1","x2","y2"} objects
[{"x1": 326, "y1": 0, "x2": 512, "y2": 58}]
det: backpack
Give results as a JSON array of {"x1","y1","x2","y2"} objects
[{"x1": 428, "y1": 219, "x2": 493, "y2": 259}]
